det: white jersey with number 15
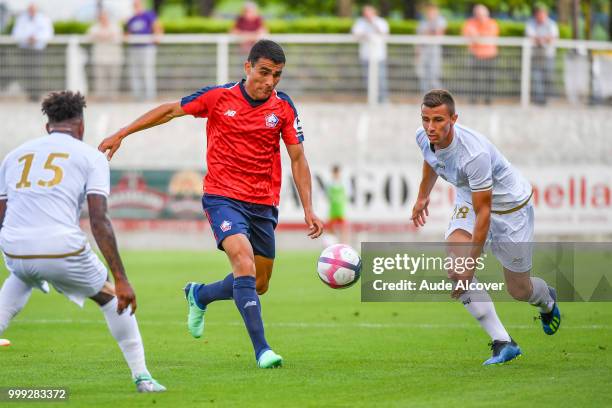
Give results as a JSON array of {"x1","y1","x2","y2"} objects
[{"x1": 0, "y1": 132, "x2": 109, "y2": 256}]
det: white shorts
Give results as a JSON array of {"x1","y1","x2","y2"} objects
[
  {"x1": 2, "y1": 243, "x2": 108, "y2": 307},
  {"x1": 445, "y1": 201, "x2": 534, "y2": 273}
]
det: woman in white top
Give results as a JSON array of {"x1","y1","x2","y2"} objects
[{"x1": 87, "y1": 10, "x2": 123, "y2": 100}]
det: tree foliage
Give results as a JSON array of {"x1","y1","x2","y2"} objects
[
  {"x1": 158, "y1": 0, "x2": 608, "y2": 25},
  {"x1": 222, "y1": 0, "x2": 556, "y2": 17}
]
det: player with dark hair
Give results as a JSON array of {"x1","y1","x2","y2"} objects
[
  {"x1": 99, "y1": 40, "x2": 324, "y2": 368},
  {"x1": 412, "y1": 89, "x2": 560, "y2": 365},
  {"x1": 0, "y1": 91, "x2": 165, "y2": 392}
]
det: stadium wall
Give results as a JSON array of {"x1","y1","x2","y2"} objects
[
  {"x1": 2, "y1": 102, "x2": 610, "y2": 168},
  {"x1": 1, "y1": 102, "x2": 611, "y2": 248}
]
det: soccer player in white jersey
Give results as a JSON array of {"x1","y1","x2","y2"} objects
[
  {"x1": 411, "y1": 89, "x2": 561, "y2": 365},
  {"x1": 0, "y1": 91, "x2": 165, "y2": 392}
]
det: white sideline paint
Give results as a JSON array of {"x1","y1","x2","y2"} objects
[{"x1": 10, "y1": 319, "x2": 610, "y2": 330}]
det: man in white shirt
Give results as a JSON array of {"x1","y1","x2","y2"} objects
[
  {"x1": 411, "y1": 89, "x2": 561, "y2": 365},
  {"x1": 0, "y1": 1, "x2": 9, "y2": 34},
  {"x1": 0, "y1": 1, "x2": 11, "y2": 92},
  {"x1": 416, "y1": 4, "x2": 447, "y2": 93},
  {"x1": 525, "y1": 5, "x2": 559, "y2": 105},
  {"x1": 11, "y1": 3, "x2": 53, "y2": 101},
  {"x1": 0, "y1": 91, "x2": 165, "y2": 392},
  {"x1": 352, "y1": 5, "x2": 389, "y2": 103}
]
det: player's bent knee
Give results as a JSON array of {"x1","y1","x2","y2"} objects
[
  {"x1": 256, "y1": 283, "x2": 269, "y2": 295},
  {"x1": 507, "y1": 284, "x2": 531, "y2": 301},
  {"x1": 233, "y1": 253, "x2": 256, "y2": 277},
  {"x1": 223, "y1": 234, "x2": 256, "y2": 276},
  {"x1": 504, "y1": 269, "x2": 533, "y2": 301},
  {"x1": 255, "y1": 273, "x2": 269, "y2": 295},
  {"x1": 90, "y1": 291, "x2": 115, "y2": 306}
]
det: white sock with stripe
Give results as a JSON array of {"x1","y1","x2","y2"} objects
[
  {"x1": 100, "y1": 297, "x2": 150, "y2": 378},
  {"x1": 459, "y1": 277, "x2": 512, "y2": 342},
  {"x1": 528, "y1": 277, "x2": 554, "y2": 313}
]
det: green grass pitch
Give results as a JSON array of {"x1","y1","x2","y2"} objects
[{"x1": 1, "y1": 251, "x2": 611, "y2": 407}]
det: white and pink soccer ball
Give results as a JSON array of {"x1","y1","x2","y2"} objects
[{"x1": 317, "y1": 244, "x2": 362, "y2": 289}]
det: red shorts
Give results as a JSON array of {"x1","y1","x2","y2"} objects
[{"x1": 327, "y1": 217, "x2": 346, "y2": 228}]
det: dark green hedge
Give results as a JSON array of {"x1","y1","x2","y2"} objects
[
  {"x1": 160, "y1": 18, "x2": 232, "y2": 33},
  {"x1": 267, "y1": 18, "x2": 354, "y2": 33},
  {"x1": 53, "y1": 21, "x2": 91, "y2": 34},
  {"x1": 48, "y1": 17, "x2": 570, "y2": 38}
]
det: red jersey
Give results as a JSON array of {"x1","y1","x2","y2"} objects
[
  {"x1": 234, "y1": 16, "x2": 264, "y2": 33},
  {"x1": 180, "y1": 81, "x2": 303, "y2": 206}
]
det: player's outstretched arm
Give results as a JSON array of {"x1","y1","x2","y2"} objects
[
  {"x1": 98, "y1": 102, "x2": 187, "y2": 160},
  {"x1": 87, "y1": 194, "x2": 137, "y2": 315},
  {"x1": 411, "y1": 161, "x2": 438, "y2": 227},
  {"x1": 286, "y1": 143, "x2": 323, "y2": 239}
]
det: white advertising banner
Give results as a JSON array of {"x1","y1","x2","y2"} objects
[{"x1": 278, "y1": 165, "x2": 612, "y2": 235}]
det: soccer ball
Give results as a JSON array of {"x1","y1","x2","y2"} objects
[{"x1": 317, "y1": 244, "x2": 362, "y2": 289}]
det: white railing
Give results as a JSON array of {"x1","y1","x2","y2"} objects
[{"x1": 1, "y1": 34, "x2": 612, "y2": 106}]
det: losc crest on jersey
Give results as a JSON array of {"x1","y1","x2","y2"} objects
[{"x1": 265, "y1": 113, "x2": 279, "y2": 128}]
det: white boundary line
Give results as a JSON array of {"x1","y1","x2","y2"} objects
[{"x1": 10, "y1": 319, "x2": 609, "y2": 330}]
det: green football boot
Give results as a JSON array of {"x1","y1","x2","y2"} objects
[
  {"x1": 184, "y1": 283, "x2": 206, "y2": 338},
  {"x1": 134, "y1": 374, "x2": 166, "y2": 393},
  {"x1": 257, "y1": 349, "x2": 283, "y2": 369}
]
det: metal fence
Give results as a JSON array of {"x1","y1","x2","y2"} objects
[{"x1": 1, "y1": 34, "x2": 612, "y2": 106}]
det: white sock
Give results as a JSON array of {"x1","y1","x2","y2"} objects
[
  {"x1": 0, "y1": 274, "x2": 32, "y2": 336},
  {"x1": 459, "y1": 278, "x2": 511, "y2": 342},
  {"x1": 528, "y1": 277, "x2": 554, "y2": 313},
  {"x1": 100, "y1": 297, "x2": 150, "y2": 378}
]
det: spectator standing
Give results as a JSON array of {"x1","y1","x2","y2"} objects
[
  {"x1": 87, "y1": 10, "x2": 123, "y2": 100},
  {"x1": 0, "y1": 1, "x2": 11, "y2": 92},
  {"x1": 326, "y1": 165, "x2": 350, "y2": 246},
  {"x1": 11, "y1": 3, "x2": 53, "y2": 102},
  {"x1": 416, "y1": 4, "x2": 447, "y2": 94},
  {"x1": 526, "y1": 5, "x2": 559, "y2": 105},
  {"x1": 462, "y1": 4, "x2": 499, "y2": 104},
  {"x1": 125, "y1": 0, "x2": 163, "y2": 101},
  {"x1": 352, "y1": 5, "x2": 389, "y2": 103},
  {"x1": 231, "y1": 2, "x2": 267, "y2": 55},
  {"x1": 0, "y1": 1, "x2": 9, "y2": 33}
]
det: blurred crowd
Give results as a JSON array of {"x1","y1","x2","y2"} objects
[
  {"x1": 0, "y1": 1, "x2": 609, "y2": 105},
  {"x1": 353, "y1": 3, "x2": 562, "y2": 105},
  {"x1": 1, "y1": 0, "x2": 165, "y2": 101},
  {"x1": 0, "y1": 0, "x2": 272, "y2": 102}
]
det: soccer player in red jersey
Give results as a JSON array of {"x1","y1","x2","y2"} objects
[{"x1": 98, "y1": 40, "x2": 324, "y2": 368}]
